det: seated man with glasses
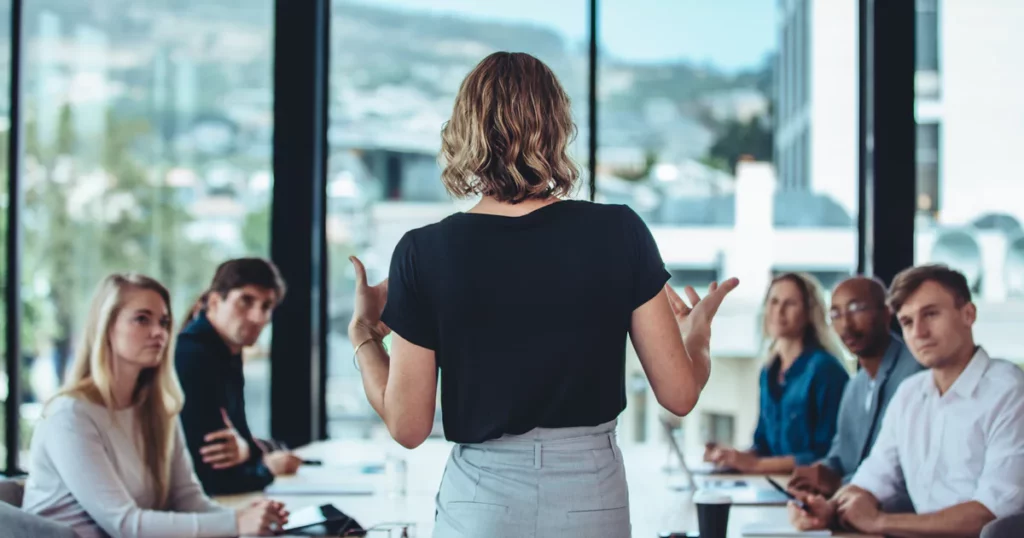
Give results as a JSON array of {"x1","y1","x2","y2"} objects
[
  {"x1": 790, "y1": 265, "x2": 1024, "y2": 536},
  {"x1": 788, "y1": 276, "x2": 923, "y2": 499}
]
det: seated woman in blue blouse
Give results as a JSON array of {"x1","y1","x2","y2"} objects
[{"x1": 706, "y1": 272, "x2": 849, "y2": 474}]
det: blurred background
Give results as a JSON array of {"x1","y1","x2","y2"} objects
[{"x1": 1, "y1": 0, "x2": 1022, "y2": 471}]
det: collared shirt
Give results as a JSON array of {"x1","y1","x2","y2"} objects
[
  {"x1": 851, "y1": 347, "x2": 1024, "y2": 519},
  {"x1": 865, "y1": 379, "x2": 876, "y2": 412},
  {"x1": 752, "y1": 346, "x2": 850, "y2": 465},
  {"x1": 820, "y1": 334, "x2": 924, "y2": 482}
]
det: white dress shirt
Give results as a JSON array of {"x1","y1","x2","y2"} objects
[{"x1": 851, "y1": 347, "x2": 1024, "y2": 519}]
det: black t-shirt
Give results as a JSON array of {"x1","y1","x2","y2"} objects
[{"x1": 380, "y1": 200, "x2": 670, "y2": 444}]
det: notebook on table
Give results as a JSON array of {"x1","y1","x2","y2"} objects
[
  {"x1": 265, "y1": 482, "x2": 374, "y2": 495},
  {"x1": 741, "y1": 522, "x2": 832, "y2": 536}
]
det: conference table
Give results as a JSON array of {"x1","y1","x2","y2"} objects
[{"x1": 215, "y1": 438, "x2": 880, "y2": 537}]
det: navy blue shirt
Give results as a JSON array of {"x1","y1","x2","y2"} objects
[
  {"x1": 752, "y1": 346, "x2": 849, "y2": 465},
  {"x1": 176, "y1": 312, "x2": 275, "y2": 495}
]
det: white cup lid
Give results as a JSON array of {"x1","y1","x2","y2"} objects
[{"x1": 693, "y1": 491, "x2": 732, "y2": 504}]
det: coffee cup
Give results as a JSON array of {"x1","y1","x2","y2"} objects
[{"x1": 694, "y1": 491, "x2": 732, "y2": 538}]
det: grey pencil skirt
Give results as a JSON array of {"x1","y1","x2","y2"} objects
[{"x1": 433, "y1": 419, "x2": 631, "y2": 538}]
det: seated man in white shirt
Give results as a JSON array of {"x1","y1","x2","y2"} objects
[{"x1": 790, "y1": 264, "x2": 1024, "y2": 537}]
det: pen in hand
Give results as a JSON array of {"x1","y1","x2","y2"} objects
[{"x1": 765, "y1": 477, "x2": 812, "y2": 513}]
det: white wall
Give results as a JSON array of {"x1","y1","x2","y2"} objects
[
  {"x1": 809, "y1": 0, "x2": 859, "y2": 215},
  {"x1": 939, "y1": 0, "x2": 1024, "y2": 226}
]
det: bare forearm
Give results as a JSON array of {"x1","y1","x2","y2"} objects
[
  {"x1": 874, "y1": 502, "x2": 995, "y2": 538},
  {"x1": 754, "y1": 456, "x2": 796, "y2": 474},
  {"x1": 683, "y1": 331, "x2": 712, "y2": 389},
  {"x1": 355, "y1": 341, "x2": 390, "y2": 420}
]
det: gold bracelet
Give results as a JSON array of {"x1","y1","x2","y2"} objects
[{"x1": 352, "y1": 336, "x2": 383, "y2": 371}]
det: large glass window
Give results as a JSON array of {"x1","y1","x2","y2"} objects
[
  {"x1": 0, "y1": 0, "x2": 10, "y2": 470},
  {"x1": 326, "y1": 0, "x2": 587, "y2": 440},
  {"x1": 915, "y1": 0, "x2": 940, "y2": 71},
  {"x1": 915, "y1": 0, "x2": 941, "y2": 98},
  {"x1": 599, "y1": 0, "x2": 859, "y2": 454},
  {"x1": 916, "y1": 122, "x2": 940, "y2": 218},
  {"x1": 17, "y1": 1, "x2": 274, "y2": 461},
  {"x1": 914, "y1": 0, "x2": 1024, "y2": 363}
]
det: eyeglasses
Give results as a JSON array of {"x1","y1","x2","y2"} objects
[{"x1": 828, "y1": 302, "x2": 882, "y2": 321}]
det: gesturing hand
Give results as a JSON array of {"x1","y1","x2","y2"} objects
[
  {"x1": 664, "y1": 278, "x2": 740, "y2": 341},
  {"x1": 200, "y1": 408, "x2": 251, "y2": 470},
  {"x1": 348, "y1": 256, "x2": 391, "y2": 343}
]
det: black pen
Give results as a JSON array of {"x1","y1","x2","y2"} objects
[
  {"x1": 765, "y1": 476, "x2": 812, "y2": 513},
  {"x1": 301, "y1": 459, "x2": 323, "y2": 466}
]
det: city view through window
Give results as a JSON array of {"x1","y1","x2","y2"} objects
[{"x1": 1, "y1": 0, "x2": 1021, "y2": 466}]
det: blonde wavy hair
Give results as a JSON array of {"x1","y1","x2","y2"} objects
[
  {"x1": 761, "y1": 272, "x2": 845, "y2": 361},
  {"x1": 440, "y1": 52, "x2": 580, "y2": 203},
  {"x1": 54, "y1": 273, "x2": 183, "y2": 508}
]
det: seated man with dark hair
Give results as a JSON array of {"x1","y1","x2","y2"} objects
[
  {"x1": 790, "y1": 265, "x2": 1024, "y2": 537},
  {"x1": 176, "y1": 258, "x2": 303, "y2": 495}
]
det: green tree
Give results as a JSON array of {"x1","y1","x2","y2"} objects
[
  {"x1": 242, "y1": 205, "x2": 270, "y2": 255},
  {"x1": 704, "y1": 114, "x2": 774, "y2": 175},
  {"x1": 22, "y1": 103, "x2": 219, "y2": 382},
  {"x1": 22, "y1": 105, "x2": 80, "y2": 380}
]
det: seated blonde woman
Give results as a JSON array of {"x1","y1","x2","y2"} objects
[{"x1": 21, "y1": 273, "x2": 288, "y2": 537}]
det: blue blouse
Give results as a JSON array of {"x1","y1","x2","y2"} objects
[{"x1": 752, "y1": 346, "x2": 850, "y2": 465}]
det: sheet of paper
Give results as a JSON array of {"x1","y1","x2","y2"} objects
[
  {"x1": 741, "y1": 522, "x2": 832, "y2": 536},
  {"x1": 264, "y1": 483, "x2": 374, "y2": 495}
]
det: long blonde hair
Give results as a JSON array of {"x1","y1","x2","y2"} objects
[
  {"x1": 761, "y1": 272, "x2": 845, "y2": 361},
  {"x1": 56, "y1": 273, "x2": 183, "y2": 508}
]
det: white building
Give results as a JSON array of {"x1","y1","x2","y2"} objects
[
  {"x1": 331, "y1": 160, "x2": 1024, "y2": 457},
  {"x1": 777, "y1": 0, "x2": 1024, "y2": 234},
  {"x1": 325, "y1": 0, "x2": 1024, "y2": 453}
]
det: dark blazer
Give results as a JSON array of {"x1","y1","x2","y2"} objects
[{"x1": 820, "y1": 334, "x2": 924, "y2": 481}]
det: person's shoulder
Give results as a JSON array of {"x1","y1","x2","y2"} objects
[
  {"x1": 46, "y1": 394, "x2": 95, "y2": 414},
  {"x1": 884, "y1": 338, "x2": 923, "y2": 378},
  {"x1": 977, "y1": 357, "x2": 1024, "y2": 426},
  {"x1": 394, "y1": 219, "x2": 448, "y2": 250},
  {"x1": 175, "y1": 329, "x2": 203, "y2": 349},
  {"x1": 590, "y1": 201, "x2": 643, "y2": 222},
  {"x1": 890, "y1": 368, "x2": 931, "y2": 403},
  {"x1": 807, "y1": 348, "x2": 850, "y2": 378},
  {"x1": 570, "y1": 199, "x2": 628, "y2": 213},
  {"x1": 982, "y1": 356, "x2": 1024, "y2": 392},
  {"x1": 846, "y1": 367, "x2": 872, "y2": 390},
  {"x1": 40, "y1": 395, "x2": 105, "y2": 432},
  {"x1": 174, "y1": 330, "x2": 219, "y2": 368},
  {"x1": 44, "y1": 394, "x2": 78, "y2": 415},
  {"x1": 984, "y1": 356, "x2": 1024, "y2": 377},
  {"x1": 536, "y1": 200, "x2": 639, "y2": 223}
]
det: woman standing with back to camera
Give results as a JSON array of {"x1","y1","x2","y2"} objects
[{"x1": 348, "y1": 51, "x2": 738, "y2": 537}]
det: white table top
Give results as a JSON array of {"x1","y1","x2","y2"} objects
[{"x1": 215, "y1": 438, "x2": 877, "y2": 538}]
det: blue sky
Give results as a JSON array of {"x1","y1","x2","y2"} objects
[{"x1": 352, "y1": 0, "x2": 777, "y2": 72}]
